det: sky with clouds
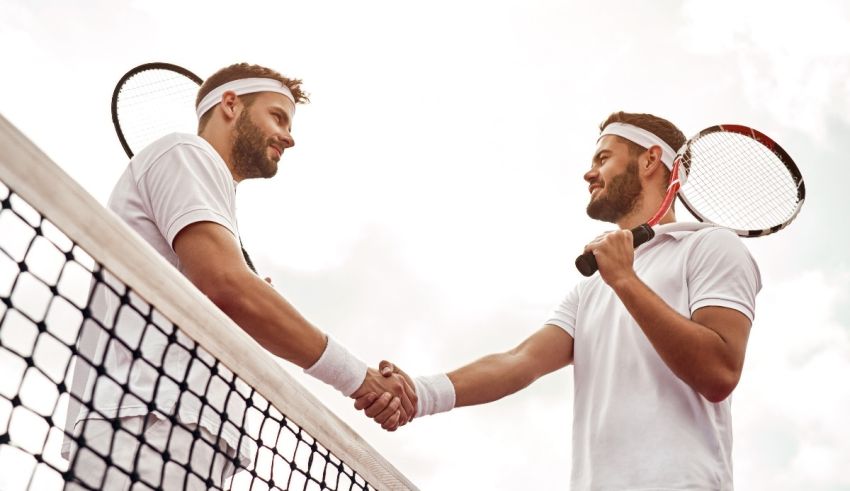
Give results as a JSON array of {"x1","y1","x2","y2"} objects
[{"x1": 1, "y1": 0, "x2": 849, "y2": 489}]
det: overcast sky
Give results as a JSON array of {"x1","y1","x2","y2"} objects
[{"x1": 2, "y1": 0, "x2": 849, "y2": 489}]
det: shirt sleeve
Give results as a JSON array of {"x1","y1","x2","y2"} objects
[
  {"x1": 545, "y1": 282, "x2": 581, "y2": 337},
  {"x1": 687, "y1": 228, "x2": 762, "y2": 321},
  {"x1": 137, "y1": 142, "x2": 237, "y2": 249}
]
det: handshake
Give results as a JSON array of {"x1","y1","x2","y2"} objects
[
  {"x1": 305, "y1": 337, "x2": 456, "y2": 431},
  {"x1": 350, "y1": 360, "x2": 419, "y2": 432}
]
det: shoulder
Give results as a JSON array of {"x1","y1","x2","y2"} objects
[
  {"x1": 687, "y1": 226, "x2": 750, "y2": 255},
  {"x1": 135, "y1": 133, "x2": 218, "y2": 163},
  {"x1": 655, "y1": 223, "x2": 745, "y2": 253},
  {"x1": 683, "y1": 226, "x2": 761, "y2": 286},
  {"x1": 130, "y1": 133, "x2": 228, "y2": 182}
]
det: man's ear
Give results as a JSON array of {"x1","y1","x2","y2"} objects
[
  {"x1": 219, "y1": 91, "x2": 241, "y2": 121},
  {"x1": 641, "y1": 145, "x2": 666, "y2": 178}
]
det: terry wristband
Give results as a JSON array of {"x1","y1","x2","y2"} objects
[
  {"x1": 304, "y1": 336, "x2": 368, "y2": 397},
  {"x1": 413, "y1": 373, "x2": 456, "y2": 417}
]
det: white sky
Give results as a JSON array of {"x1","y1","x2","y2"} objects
[{"x1": 1, "y1": 0, "x2": 849, "y2": 489}]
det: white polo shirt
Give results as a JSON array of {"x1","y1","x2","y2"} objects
[
  {"x1": 547, "y1": 222, "x2": 761, "y2": 491},
  {"x1": 63, "y1": 133, "x2": 252, "y2": 463}
]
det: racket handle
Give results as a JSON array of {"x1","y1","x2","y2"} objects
[{"x1": 574, "y1": 224, "x2": 656, "y2": 277}]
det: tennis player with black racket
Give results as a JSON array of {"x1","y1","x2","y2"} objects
[
  {"x1": 358, "y1": 111, "x2": 804, "y2": 490},
  {"x1": 65, "y1": 62, "x2": 417, "y2": 490}
]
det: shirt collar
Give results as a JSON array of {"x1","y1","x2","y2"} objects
[{"x1": 652, "y1": 222, "x2": 721, "y2": 241}]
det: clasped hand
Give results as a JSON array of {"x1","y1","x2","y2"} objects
[
  {"x1": 583, "y1": 229, "x2": 638, "y2": 286},
  {"x1": 350, "y1": 361, "x2": 416, "y2": 432}
]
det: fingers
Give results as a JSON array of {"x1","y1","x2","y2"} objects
[
  {"x1": 364, "y1": 392, "x2": 394, "y2": 418},
  {"x1": 382, "y1": 410, "x2": 402, "y2": 431},
  {"x1": 374, "y1": 396, "x2": 402, "y2": 425},
  {"x1": 353, "y1": 392, "x2": 378, "y2": 411},
  {"x1": 583, "y1": 229, "x2": 637, "y2": 285},
  {"x1": 379, "y1": 360, "x2": 395, "y2": 377},
  {"x1": 355, "y1": 392, "x2": 404, "y2": 431},
  {"x1": 377, "y1": 360, "x2": 417, "y2": 422},
  {"x1": 353, "y1": 363, "x2": 419, "y2": 429}
]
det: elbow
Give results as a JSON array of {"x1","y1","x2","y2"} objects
[
  {"x1": 196, "y1": 270, "x2": 253, "y2": 313},
  {"x1": 700, "y1": 371, "x2": 740, "y2": 403}
]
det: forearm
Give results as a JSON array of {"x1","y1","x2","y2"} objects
[
  {"x1": 611, "y1": 275, "x2": 739, "y2": 400},
  {"x1": 211, "y1": 271, "x2": 327, "y2": 368},
  {"x1": 448, "y1": 351, "x2": 538, "y2": 407}
]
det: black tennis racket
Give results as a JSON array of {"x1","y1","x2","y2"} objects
[
  {"x1": 111, "y1": 62, "x2": 203, "y2": 158},
  {"x1": 111, "y1": 62, "x2": 259, "y2": 274},
  {"x1": 575, "y1": 124, "x2": 806, "y2": 276}
]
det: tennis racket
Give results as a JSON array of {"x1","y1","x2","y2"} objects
[
  {"x1": 575, "y1": 124, "x2": 805, "y2": 276},
  {"x1": 111, "y1": 62, "x2": 259, "y2": 274},
  {"x1": 111, "y1": 62, "x2": 203, "y2": 158}
]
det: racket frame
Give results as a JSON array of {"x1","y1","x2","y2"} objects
[
  {"x1": 111, "y1": 62, "x2": 203, "y2": 158},
  {"x1": 676, "y1": 124, "x2": 806, "y2": 237}
]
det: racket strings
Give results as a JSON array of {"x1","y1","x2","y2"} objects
[
  {"x1": 116, "y1": 69, "x2": 201, "y2": 154},
  {"x1": 681, "y1": 132, "x2": 800, "y2": 231}
]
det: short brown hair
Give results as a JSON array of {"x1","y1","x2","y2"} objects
[
  {"x1": 197, "y1": 63, "x2": 310, "y2": 131},
  {"x1": 599, "y1": 111, "x2": 686, "y2": 190},
  {"x1": 599, "y1": 111, "x2": 685, "y2": 157}
]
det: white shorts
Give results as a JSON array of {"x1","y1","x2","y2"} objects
[{"x1": 64, "y1": 414, "x2": 238, "y2": 490}]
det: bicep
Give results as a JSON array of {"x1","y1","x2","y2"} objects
[
  {"x1": 513, "y1": 324, "x2": 574, "y2": 379},
  {"x1": 172, "y1": 221, "x2": 252, "y2": 292},
  {"x1": 692, "y1": 306, "x2": 751, "y2": 369}
]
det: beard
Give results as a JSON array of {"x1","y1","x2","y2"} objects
[
  {"x1": 586, "y1": 158, "x2": 643, "y2": 223},
  {"x1": 231, "y1": 109, "x2": 278, "y2": 179}
]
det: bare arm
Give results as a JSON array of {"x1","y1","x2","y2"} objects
[
  {"x1": 173, "y1": 221, "x2": 327, "y2": 367},
  {"x1": 610, "y1": 276, "x2": 750, "y2": 403},
  {"x1": 357, "y1": 324, "x2": 574, "y2": 423},
  {"x1": 173, "y1": 221, "x2": 417, "y2": 421},
  {"x1": 588, "y1": 229, "x2": 751, "y2": 403},
  {"x1": 449, "y1": 324, "x2": 574, "y2": 407}
]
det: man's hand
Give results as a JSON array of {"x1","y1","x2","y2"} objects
[
  {"x1": 350, "y1": 364, "x2": 417, "y2": 431},
  {"x1": 584, "y1": 229, "x2": 638, "y2": 287}
]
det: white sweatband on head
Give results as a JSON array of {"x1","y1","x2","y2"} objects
[
  {"x1": 196, "y1": 77, "x2": 296, "y2": 119},
  {"x1": 304, "y1": 337, "x2": 367, "y2": 397},
  {"x1": 599, "y1": 122, "x2": 678, "y2": 171},
  {"x1": 413, "y1": 374, "x2": 456, "y2": 417}
]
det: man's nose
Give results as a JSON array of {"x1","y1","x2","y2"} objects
[{"x1": 281, "y1": 132, "x2": 295, "y2": 149}]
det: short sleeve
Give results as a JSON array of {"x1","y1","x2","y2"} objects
[
  {"x1": 687, "y1": 228, "x2": 762, "y2": 321},
  {"x1": 545, "y1": 282, "x2": 581, "y2": 337},
  {"x1": 137, "y1": 143, "x2": 237, "y2": 249}
]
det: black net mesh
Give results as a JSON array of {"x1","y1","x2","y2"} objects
[{"x1": 0, "y1": 179, "x2": 381, "y2": 490}]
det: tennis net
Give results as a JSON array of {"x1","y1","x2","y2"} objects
[{"x1": 0, "y1": 113, "x2": 417, "y2": 491}]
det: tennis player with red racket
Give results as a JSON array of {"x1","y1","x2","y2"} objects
[{"x1": 359, "y1": 111, "x2": 804, "y2": 490}]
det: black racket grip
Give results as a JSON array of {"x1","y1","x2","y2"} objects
[{"x1": 574, "y1": 224, "x2": 656, "y2": 277}]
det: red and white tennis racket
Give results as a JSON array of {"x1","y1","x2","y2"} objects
[{"x1": 575, "y1": 124, "x2": 806, "y2": 276}]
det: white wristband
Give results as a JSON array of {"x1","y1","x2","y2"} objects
[
  {"x1": 304, "y1": 337, "x2": 368, "y2": 397},
  {"x1": 413, "y1": 374, "x2": 456, "y2": 417}
]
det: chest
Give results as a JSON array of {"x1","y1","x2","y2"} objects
[{"x1": 574, "y1": 238, "x2": 693, "y2": 347}]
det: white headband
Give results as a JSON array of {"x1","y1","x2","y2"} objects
[
  {"x1": 196, "y1": 78, "x2": 296, "y2": 119},
  {"x1": 598, "y1": 122, "x2": 678, "y2": 171}
]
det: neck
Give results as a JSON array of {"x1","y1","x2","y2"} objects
[
  {"x1": 199, "y1": 128, "x2": 241, "y2": 182},
  {"x1": 616, "y1": 191, "x2": 677, "y2": 230}
]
